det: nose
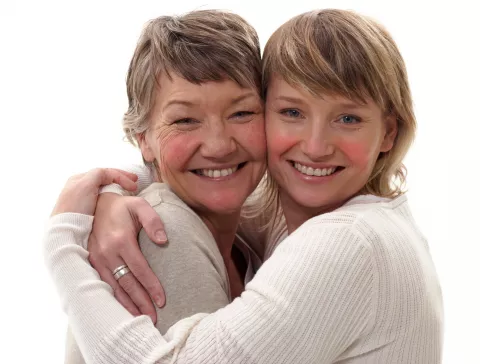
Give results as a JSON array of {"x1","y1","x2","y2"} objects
[
  {"x1": 201, "y1": 121, "x2": 237, "y2": 160},
  {"x1": 302, "y1": 124, "x2": 335, "y2": 160}
]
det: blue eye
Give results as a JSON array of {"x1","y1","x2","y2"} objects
[
  {"x1": 281, "y1": 109, "x2": 302, "y2": 118},
  {"x1": 339, "y1": 115, "x2": 360, "y2": 124}
]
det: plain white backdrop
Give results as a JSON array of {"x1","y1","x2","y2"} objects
[{"x1": 1, "y1": 0, "x2": 479, "y2": 362}]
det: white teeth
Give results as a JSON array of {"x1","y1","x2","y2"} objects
[
  {"x1": 294, "y1": 162, "x2": 337, "y2": 177},
  {"x1": 200, "y1": 166, "x2": 238, "y2": 178}
]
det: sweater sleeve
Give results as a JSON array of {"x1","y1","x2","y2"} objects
[
  {"x1": 44, "y1": 214, "x2": 376, "y2": 363},
  {"x1": 100, "y1": 164, "x2": 154, "y2": 196}
]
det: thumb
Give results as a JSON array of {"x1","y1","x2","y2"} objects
[{"x1": 130, "y1": 198, "x2": 168, "y2": 245}]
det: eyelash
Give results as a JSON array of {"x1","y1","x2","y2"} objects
[
  {"x1": 172, "y1": 111, "x2": 255, "y2": 125},
  {"x1": 173, "y1": 118, "x2": 197, "y2": 125},
  {"x1": 280, "y1": 109, "x2": 303, "y2": 118},
  {"x1": 232, "y1": 111, "x2": 255, "y2": 119},
  {"x1": 279, "y1": 109, "x2": 362, "y2": 125},
  {"x1": 338, "y1": 114, "x2": 362, "y2": 124}
]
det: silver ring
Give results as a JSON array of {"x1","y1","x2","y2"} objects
[
  {"x1": 112, "y1": 264, "x2": 128, "y2": 275},
  {"x1": 113, "y1": 266, "x2": 131, "y2": 280}
]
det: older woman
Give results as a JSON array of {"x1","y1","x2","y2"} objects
[
  {"x1": 55, "y1": 10, "x2": 267, "y2": 364},
  {"x1": 44, "y1": 9, "x2": 443, "y2": 363}
]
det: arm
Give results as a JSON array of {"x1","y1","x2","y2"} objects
[
  {"x1": 45, "y1": 209, "x2": 375, "y2": 363},
  {"x1": 64, "y1": 183, "x2": 232, "y2": 363},
  {"x1": 99, "y1": 163, "x2": 154, "y2": 196}
]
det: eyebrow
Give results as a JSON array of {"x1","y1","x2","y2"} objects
[
  {"x1": 333, "y1": 101, "x2": 367, "y2": 110},
  {"x1": 274, "y1": 96, "x2": 306, "y2": 104},
  {"x1": 163, "y1": 99, "x2": 196, "y2": 110},
  {"x1": 230, "y1": 92, "x2": 257, "y2": 105},
  {"x1": 163, "y1": 92, "x2": 258, "y2": 111},
  {"x1": 275, "y1": 96, "x2": 367, "y2": 110}
]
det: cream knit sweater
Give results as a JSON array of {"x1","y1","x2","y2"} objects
[{"x1": 44, "y1": 191, "x2": 443, "y2": 363}]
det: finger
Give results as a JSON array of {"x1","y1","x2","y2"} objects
[
  {"x1": 106, "y1": 168, "x2": 139, "y2": 183},
  {"x1": 121, "y1": 241, "x2": 166, "y2": 308},
  {"x1": 117, "y1": 271, "x2": 158, "y2": 323},
  {"x1": 94, "y1": 264, "x2": 142, "y2": 317},
  {"x1": 130, "y1": 198, "x2": 167, "y2": 244},
  {"x1": 114, "y1": 285, "x2": 142, "y2": 317},
  {"x1": 88, "y1": 168, "x2": 138, "y2": 192}
]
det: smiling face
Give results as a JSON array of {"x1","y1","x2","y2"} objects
[
  {"x1": 266, "y1": 76, "x2": 397, "y2": 227},
  {"x1": 138, "y1": 72, "x2": 266, "y2": 215}
]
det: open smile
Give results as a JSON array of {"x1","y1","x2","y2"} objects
[
  {"x1": 289, "y1": 161, "x2": 345, "y2": 177},
  {"x1": 190, "y1": 162, "x2": 247, "y2": 179}
]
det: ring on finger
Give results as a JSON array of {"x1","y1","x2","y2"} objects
[
  {"x1": 112, "y1": 264, "x2": 128, "y2": 275},
  {"x1": 112, "y1": 265, "x2": 131, "y2": 280}
]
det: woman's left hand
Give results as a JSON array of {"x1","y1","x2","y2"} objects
[{"x1": 51, "y1": 168, "x2": 139, "y2": 216}]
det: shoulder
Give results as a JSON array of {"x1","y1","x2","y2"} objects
[
  {"x1": 301, "y1": 194, "x2": 414, "y2": 243},
  {"x1": 138, "y1": 183, "x2": 212, "y2": 239},
  {"x1": 278, "y1": 195, "x2": 419, "y2": 279}
]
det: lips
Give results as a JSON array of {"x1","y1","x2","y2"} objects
[
  {"x1": 289, "y1": 161, "x2": 344, "y2": 177},
  {"x1": 191, "y1": 162, "x2": 247, "y2": 178}
]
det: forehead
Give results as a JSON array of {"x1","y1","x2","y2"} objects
[
  {"x1": 267, "y1": 76, "x2": 379, "y2": 110},
  {"x1": 154, "y1": 72, "x2": 259, "y2": 108}
]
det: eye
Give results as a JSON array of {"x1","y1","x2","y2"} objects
[
  {"x1": 232, "y1": 111, "x2": 254, "y2": 118},
  {"x1": 172, "y1": 118, "x2": 198, "y2": 125},
  {"x1": 280, "y1": 109, "x2": 303, "y2": 118},
  {"x1": 338, "y1": 115, "x2": 361, "y2": 124}
]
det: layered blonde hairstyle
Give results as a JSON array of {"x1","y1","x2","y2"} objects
[
  {"x1": 262, "y1": 9, "x2": 416, "y2": 202},
  {"x1": 122, "y1": 10, "x2": 262, "y2": 147}
]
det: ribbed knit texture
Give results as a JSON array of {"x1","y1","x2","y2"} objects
[{"x1": 44, "y1": 194, "x2": 443, "y2": 363}]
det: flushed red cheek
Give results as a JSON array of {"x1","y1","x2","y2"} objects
[
  {"x1": 160, "y1": 135, "x2": 198, "y2": 170},
  {"x1": 337, "y1": 139, "x2": 376, "y2": 170},
  {"x1": 267, "y1": 131, "x2": 298, "y2": 162}
]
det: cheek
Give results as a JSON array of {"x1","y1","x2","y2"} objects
[
  {"x1": 235, "y1": 117, "x2": 267, "y2": 159},
  {"x1": 337, "y1": 138, "x2": 378, "y2": 170},
  {"x1": 157, "y1": 134, "x2": 198, "y2": 172},
  {"x1": 266, "y1": 120, "x2": 298, "y2": 161}
]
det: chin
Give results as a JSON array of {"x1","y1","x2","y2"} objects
[
  {"x1": 199, "y1": 195, "x2": 246, "y2": 215},
  {"x1": 288, "y1": 188, "x2": 343, "y2": 211}
]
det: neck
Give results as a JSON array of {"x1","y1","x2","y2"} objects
[
  {"x1": 279, "y1": 191, "x2": 347, "y2": 234},
  {"x1": 197, "y1": 209, "x2": 241, "y2": 262}
]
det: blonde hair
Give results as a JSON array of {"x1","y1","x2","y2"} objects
[
  {"x1": 262, "y1": 9, "x2": 416, "y2": 204},
  {"x1": 122, "y1": 10, "x2": 262, "y2": 146}
]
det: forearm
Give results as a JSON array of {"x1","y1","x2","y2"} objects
[{"x1": 43, "y1": 214, "x2": 169, "y2": 363}]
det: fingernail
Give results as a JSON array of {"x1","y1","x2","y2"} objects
[
  {"x1": 155, "y1": 295, "x2": 165, "y2": 307},
  {"x1": 155, "y1": 231, "x2": 167, "y2": 243}
]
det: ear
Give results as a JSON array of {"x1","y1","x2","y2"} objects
[
  {"x1": 380, "y1": 114, "x2": 398, "y2": 153},
  {"x1": 137, "y1": 132, "x2": 155, "y2": 162}
]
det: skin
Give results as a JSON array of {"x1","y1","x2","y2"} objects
[
  {"x1": 138, "y1": 72, "x2": 266, "y2": 253},
  {"x1": 265, "y1": 76, "x2": 398, "y2": 233}
]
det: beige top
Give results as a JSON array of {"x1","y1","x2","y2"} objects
[{"x1": 64, "y1": 183, "x2": 262, "y2": 363}]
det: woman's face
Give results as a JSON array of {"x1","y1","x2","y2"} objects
[
  {"x1": 140, "y1": 72, "x2": 266, "y2": 215},
  {"x1": 265, "y1": 76, "x2": 397, "y2": 220}
]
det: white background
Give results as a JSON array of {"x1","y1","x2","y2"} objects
[{"x1": 1, "y1": 0, "x2": 479, "y2": 362}]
